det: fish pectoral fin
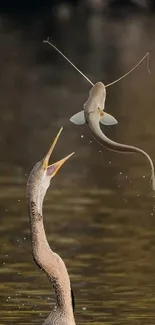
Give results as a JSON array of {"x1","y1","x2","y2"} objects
[
  {"x1": 100, "y1": 112, "x2": 118, "y2": 126},
  {"x1": 70, "y1": 111, "x2": 85, "y2": 125}
]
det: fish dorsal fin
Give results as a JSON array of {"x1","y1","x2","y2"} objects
[
  {"x1": 70, "y1": 110, "x2": 85, "y2": 125},
  {"x1": 100, "y1": 112, "x2": 118, "y2": 126}
]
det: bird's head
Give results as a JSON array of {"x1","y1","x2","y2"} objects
[{"x1": 27, "y1": 127, "x2": 74, "y2": 214}]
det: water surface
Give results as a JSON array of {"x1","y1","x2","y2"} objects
[{"x1": 1, "y1": 9, "x2": 155, "y2": 325}]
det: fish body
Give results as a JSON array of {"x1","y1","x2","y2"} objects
[
  {"x1": 70, "y1": 82, "x2": 155, "y2": 190},
  {"x1": 42, "y1": 40, "x2": 154, "y2": 189}
]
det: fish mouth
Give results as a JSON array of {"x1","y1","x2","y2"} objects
[{"x1": 43, "y1": 127, "x2": 74, "y2": 177}]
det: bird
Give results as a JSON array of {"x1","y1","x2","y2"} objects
[{"x1": 27, "y1": 127, "x2": 75, "y2": 325}]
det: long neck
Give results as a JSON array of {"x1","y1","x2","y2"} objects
[
  {"x1": 88, "y1": 116, "x2": 155, "y2": 189},
  {"x1": 27, "y1": 182, "x2": 74, "y2": 317}
]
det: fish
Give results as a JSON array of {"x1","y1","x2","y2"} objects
[
  {"x1": 43, "y1": 39, "x2": 154, "y2": 190},
  {"x1": 70, "y1": 81, "x2": 155, "y2": 190}
]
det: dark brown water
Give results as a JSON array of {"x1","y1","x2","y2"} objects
[{"x1": 1, "y1": 9, "x2": 155, "y2": 325}]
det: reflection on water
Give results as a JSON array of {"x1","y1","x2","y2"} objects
[{"x1": 1, "y1": 8, "x2": 155, "y2": 325}]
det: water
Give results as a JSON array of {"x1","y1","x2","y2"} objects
[{"x1": 1, "y1": 7, "x2": 155, "y2": 324}]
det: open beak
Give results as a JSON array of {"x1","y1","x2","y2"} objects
[{"x1": 43, "y1": 127, "x2": 74, "y2": 178}]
